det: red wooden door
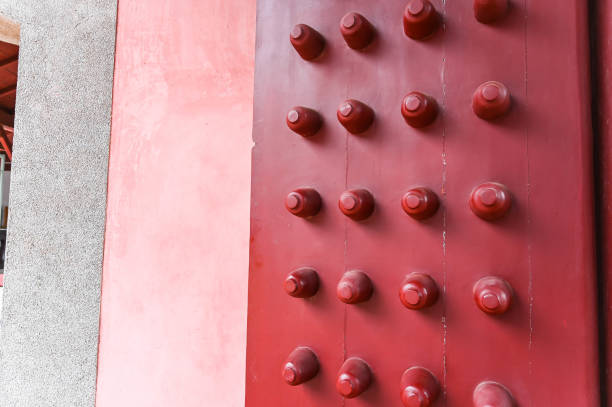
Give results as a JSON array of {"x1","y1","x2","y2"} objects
[
  {"x1": 247, "y1": 1, "x2": 599, "y2": 405},
  {"x1": 594, "y1": 1, "x2": 612, "y2": 405}
]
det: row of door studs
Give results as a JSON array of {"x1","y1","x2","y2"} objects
[
  {"x1": 283, "y1": 348, "x2": 515, "y2": 406},
  {"x1": 291, "y1": 0, "x2": 510, "y2": 60},
  {"x1": 287, "y1": 81, "x2": 510, "y2": 137},
  {"x1": 286, "y1": 183, "x2": 511, "y2": 221},
  {"x1": 286, "y1": 268, "x2": 513, "y2": 315}
]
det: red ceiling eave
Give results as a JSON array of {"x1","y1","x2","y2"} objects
[{"x1": 0, "y1": 125, "x2": 12, "y2": 161}]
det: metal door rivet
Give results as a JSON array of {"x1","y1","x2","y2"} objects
[
  {"x1": 399, "y1": 273, "x2": 439, "y2": 310},
  {"x1": 337, "y1": 270, "x2": 373, "y2": 304},
  {"x1": 400, "y1": 367, "x2": 440, "y2": 407},
  {"x1": 403, "y1": 0, "x2": 440, "y2": 40},
  {"x1": 290, "y1": 24, "x2": 326, "y2": 61},
  {"x1": 402, "y1": 187, "x2": 439, "y2": 220},
  {"x1": 337, "y1": 99, "x2": 375, "y2": 134},
  {"x1": 473, "y1": 381, "x2": 515, "y2": 406},
  {"x1": 284, "y1": 268, "x2": 319, "y2": 298},
  {"x1": 401, "y1": 92, "x2": 439, "y2": 128},
  {"x1": 340, "y1": 12, "x2": 376, "y2": 50},
  {"x1": 474, "y1": 0, "x2": 509, "y2": 24},
  {"x1": 472, "y1": 81, "x2": 511, "y2": 120},
  {"x1": 339, "y1": 189, "x2": 375, "y2": 220},
  {"x1": 469, "y1": 182, "x2": 511, "y2": 220},
  {"x1": 336, "y1": 357, "x2": 372, "y2": 398},
  {"x1": 286, "y1": 188, "x2": 322, "y2": 218},
  {"x1": 286, "y1": 106, "x2": 323, "y2": 137},
  {"x1": 473, "y1": 277, "x2": 513, "y2": 315},
  {"x1": 282, "y1": 347, "x2": 320, "y2": 386}
]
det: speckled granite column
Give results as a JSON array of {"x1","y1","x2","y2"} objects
[{"x1": 0, "y1": 1, "x2": 117, "y2": 406}]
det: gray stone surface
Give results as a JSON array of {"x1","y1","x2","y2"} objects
[{"x1": 0, "y1": 1, "x2": 117, "y2": 406}]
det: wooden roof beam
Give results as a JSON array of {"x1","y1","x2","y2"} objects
[
  {"x1": 0, "y1": 108, "x2": 14, "y2": 128},
  {"x1": 0, "y1": 84, "x2": 16, "y2": 98},
  {"x1": 0, "y1": 56, "x2": 17, "y2": 68}
]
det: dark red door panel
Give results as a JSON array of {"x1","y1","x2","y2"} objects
[
  {"x1": 595, "y1": 0, "x2": 612, "y2": 404},
  {"x1": 247, "y1": 1, "x2": 599, "y2": 405}
]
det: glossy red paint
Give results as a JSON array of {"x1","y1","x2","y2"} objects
[
  {"x1": 337, "y1": 99, "x2": 375, "y2": 134},
  {"x1": 473, "y1": 381, "x2": 515, "y2": 407},
  {"x1": 399, "y1": 272, "x2": 439, "y2": 310},
  {"x1": 339, "y1": 12, "x2": 376, "y2": 50},
  {"x1": 473, "y1": 276, "x2": 513, "y2": 315},
  {"x1": 285, "y1": 188, "x2": 322, "y2": 218},
  {"x1": 402, "y1": 187, "x2": 440, "y2": 220},
  {"x1": 282, "y1": 347, "x2": 320, "y2": 386},
  {"x1": 473, "y1": 0, "x2": 509, "y2": 24},
  {"x1": 337, "y1": 270, "x2": 373, "y2": 304},
  {"x1": 338, "y1": 188, "x2": 375, "y2": 220},
  {"x1": 287, "y1": 106, "x2": 323, "y2": 137},
  {"x1": 400, "y1": 367, "x2": 440, "y2": 407},
  {"x1": 401, "y1": 91, "x2": 439, "y2": 128},
  {"x1": 472, "y1": 81, "x2": 512, "y2": 120},
  {"x1": 96, "y1": 0, "x2": 255, "y2": 406},
  {"x1": 247, "y1": 0, "x2": 599, "y2": 405},
  {"x1": 290, "y1": 24, "x2": 326, "y2": 61},
  {"x1": 336, "y1": 357, "x2": 372, "y2": 398},
  {"x1": 403, "y1": 0, "x2": 440, "y2": 40},
  {"x1": 469, "y1": 182, "x2": 512, "y2": 221},
  {"x1": 284, "y1": 267, "x2": 319, "y2": 298}
]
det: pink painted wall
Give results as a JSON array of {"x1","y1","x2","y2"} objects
[{"x1": 95, "y1": 1, "x2": 255, "y2": 406}]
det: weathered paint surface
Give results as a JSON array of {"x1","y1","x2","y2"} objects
[{"x1": 95, "y1": 1, "x2": 256, "y2": 406}]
